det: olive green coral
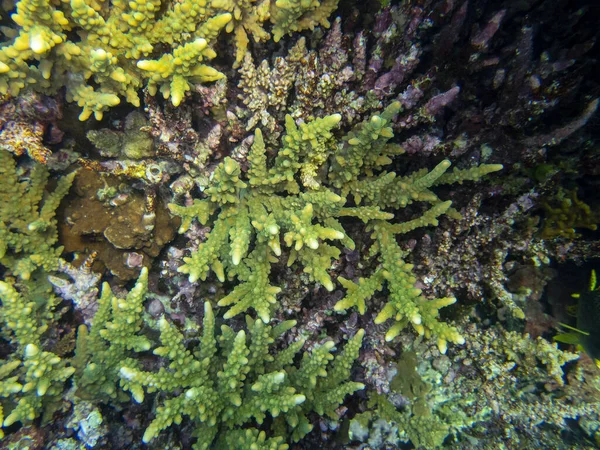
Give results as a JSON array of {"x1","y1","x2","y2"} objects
[
  {"x1": 73, "y1": 268, "x2": 151, "y2": 401},
  {"x1": 170, "y1": 103, "x2": 502, "y2": 351},
  {"x1": 118, "y1": 302, "x2": 364, "y2": 448},
  {"x1": 0, "y1": 279, "x2": 75, "y2": 436},
  {"x1": 169, "y1": 115, "x2": 350, "y2": 322},
  {"x1": 540, "y1": 188, "x2": 598, "y2": 239},
  {"x1": 0, "y1": 150, "x2": 75, "y2": 280}
]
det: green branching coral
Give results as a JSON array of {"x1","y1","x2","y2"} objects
[
  {"x1": 0, "y1": 150, "x2": 75, "y2": 280},
  {"x1": 0, "y1": 278, "x2": 75, "y2": 437},
  {"x1": 169, "y1": 115, "x2": 349, "y2": 323},
  {"x1": 212, "y1": 0, "x2": 271, "y2": 67},
  {"x1": 73, "y1": 268, "x2": 151, "y2": 401},
  {"x1": 270, "y1": 0, "x2": 338, "y2": 43},
  {"x1": 169, "y1": 102, "x2": 502, "y2": 352},
  {"x1": 71, "y1": 267, "x2": 363, "y2": 448},
  {"x1": 118, "y1": 302, "x2": 364, "y2": 448}
]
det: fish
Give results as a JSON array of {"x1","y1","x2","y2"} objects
[{"x1": 555, "y1": 270, "x2": 600, "y2": 369}]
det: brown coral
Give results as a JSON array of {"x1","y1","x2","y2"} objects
[{"x1": 59, "y1": 169, "x2": 179, "y2": 281}]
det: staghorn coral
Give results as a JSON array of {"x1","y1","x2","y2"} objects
[
  {"x1": 0, "y1": 150, "x2": 75, "y2": 280},
  {"x1": 119, "y1": 301, "x2": 364, "y2": 448},
  {"x1": 169, "y1": 102, "x2": 502, "y2": 352},
  {"x1": 212, "y1": 0, "x2": 271, "y2": 67},
  {"x1": 270, "y1": 0, "x2": 338, "y2": 44},
  {"x1": 0, "y1": 278, "x2": 76, "y2": 437},
  {"x1": 234, "y1": 17, "x2": 388, "y2": 140},
  {"x1": 0, "y1": 0, "x2": 232, "y2": 119},
  {"x1": 232, "y1": 11, "x2": 468, "y2": 147}
]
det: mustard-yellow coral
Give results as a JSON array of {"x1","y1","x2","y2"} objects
[
  {"x1": 0, "y1": 0, "x2": 232, "y2": 119},
  {"x1": 0, "y1": 0, "x2": 342, "y2": 118}
]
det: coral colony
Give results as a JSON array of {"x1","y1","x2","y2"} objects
[{"x1": 0, "y1": 0, "x2": 599, "y2": 448}]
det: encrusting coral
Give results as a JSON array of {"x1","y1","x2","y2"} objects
[
  {"x1": 58, "y1": 169, "x2": 178, "y2": 281},
  {"x1": 169, "y1": 102, "x2": 502, "y2": 352}
]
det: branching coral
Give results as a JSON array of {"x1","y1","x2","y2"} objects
[
  {"x1": 351, "y1": 323, "x2": 586, "y2": 449},
  {"x1": 119, "y1": 301, "x2": 364, "y2": 448},
  {"x1": 71, "y1": 267, "x2": 364, "y2": 448},
  {"x1": 540, "y1": 188, "x2": 598, "y2": 240},
  {"x1": 72, "y1": 267, "x2": 151, "y2": 401},
  {"x1": 0, "y1": 0, "x2": 232, "y2": 119},
  {"x1": 169, "y1": 102, "x2": 502, "y2": 352},
  {"x1": 0, "y1": 0, "x2": 344, "y2": 119},
  {"x1": 0, "y1": 150, "x2": 75, "y2": 280},
  {"x1": 0, "y1": 279, "x2": 75, "y2": 437}
]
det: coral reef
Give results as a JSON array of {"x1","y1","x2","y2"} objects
[
  {"x1": 0, "y1": 0, "x2": 231, "y2": 119},
  {"x1": 0, "y1": 0, "x2": 599, "y2": 448},
  {"x1": 70, "y1": 267, "x2": 364, "y2": 448},
  {"x1": 414, "y1": 192, "x2": 544, "y2": 319}
]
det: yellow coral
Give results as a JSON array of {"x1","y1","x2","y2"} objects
[
  {"x1": 270, "y1": 0, "x2": 338, "y2": 42},
  {"x1": 212, "y1": 0, "x2": 271, "y2": 67},
  {"x1": 0, "y1": 0, "x2": 231, "y2": 118}
]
